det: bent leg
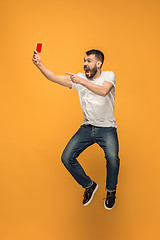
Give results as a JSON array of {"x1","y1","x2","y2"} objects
[
  {"x1": 95, "y1": 127, "x2": 120, "y2": 192},
  {"x1": 61, "y1": 125, "x2": 95, "y2": 188}
]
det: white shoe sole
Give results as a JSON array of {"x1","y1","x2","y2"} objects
[
  {"x1": 83, "y1": 184, "x2": 99, "y2": 206},
  {"x1": 104, "y1": 201, "x2": 115, "y2": 210}
]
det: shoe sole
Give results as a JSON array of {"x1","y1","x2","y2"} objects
[
  {"x1": 83, "y1": 184, "x2": 99, "y2": 206},
  {"x1": 104, "y1": 201, "x2": 115, "y2": 210}
]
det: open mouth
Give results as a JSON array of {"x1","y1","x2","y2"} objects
[
  {"x1": 85, "y1": 71, "x2": 90, "y2": 77},
  {"x1": 85, "y1": 69, "x2": 90, "y2": 74}
]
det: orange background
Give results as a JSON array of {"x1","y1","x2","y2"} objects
[{"x1": 0, "y1": 0, "x2": 160, "y2": 239}]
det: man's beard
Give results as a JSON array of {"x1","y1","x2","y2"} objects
[{"x1": 84, "y1": 65, "x2": 98, "y2": 79}]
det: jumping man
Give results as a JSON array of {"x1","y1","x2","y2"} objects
[{"x1": 32, "y1": 49, "x2": 120, "y2": 210}]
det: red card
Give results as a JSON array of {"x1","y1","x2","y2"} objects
[{"x1": 36, "y1": 43, "x2": 42, "y2": 53}]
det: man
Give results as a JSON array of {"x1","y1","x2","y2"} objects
[{"x1": 32, "y1": 49, "x2": 120, "y2": 210}]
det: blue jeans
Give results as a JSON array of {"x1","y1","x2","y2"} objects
[{"x1": 61, "y1": 125, "x2": 120, "y2": 192}]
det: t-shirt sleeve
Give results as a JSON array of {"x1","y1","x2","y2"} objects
[
  {"x1": 70, "y1": 72, "x2": 81, "y2": 91},
  {"x1": 104, "y1": 71, "x2": 116, "y2": 87}
]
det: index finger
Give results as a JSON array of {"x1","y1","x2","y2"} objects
[{"x1": 65, "y1": 72, "x2": 75, "y2": 76}]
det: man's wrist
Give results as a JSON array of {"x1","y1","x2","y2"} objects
[
  {"x1": 36, "y1": 62, "x2": 43, "y2": 69},
  {"x1": 80, "y1": 78, "x2": 85, "y2": 85}
]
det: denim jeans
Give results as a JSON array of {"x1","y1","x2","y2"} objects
[{"x1": 61, "y1": 124, "x2": 120, "y2": 192}]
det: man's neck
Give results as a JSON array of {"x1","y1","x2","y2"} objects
[{"x1": 92, "y1": 69, "x2": 102, "y2": 79}]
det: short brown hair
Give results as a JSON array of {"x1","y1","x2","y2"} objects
[{"x1": 86, "y1": 49, "x2": 104, "y2": 68}]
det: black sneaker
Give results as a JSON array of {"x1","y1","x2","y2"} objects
[
  {"x1": 83, "y1": 182, "x2": 99, "y2": 206},
  {"x1": 104, "y1": 191, "x2": 116, "y2": 210}
]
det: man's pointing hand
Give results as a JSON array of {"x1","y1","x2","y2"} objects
[{"x1": 65, "y1": 72, "x2": 83, "y2": 84}]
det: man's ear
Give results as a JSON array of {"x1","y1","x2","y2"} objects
[{"x1": 97, "y1": 61, "x2": 102, "y2": 68}]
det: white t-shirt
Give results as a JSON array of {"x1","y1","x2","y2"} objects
[{"x1": 71, "y1": 70, "x2": 117, "y2": 128}]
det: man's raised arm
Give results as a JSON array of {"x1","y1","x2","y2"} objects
[{"x1": 32, "y1": 51, "x2": 72, "y2": 88}]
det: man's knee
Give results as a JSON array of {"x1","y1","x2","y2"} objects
[
  {"x1": 106, "y1": 154, "x2": 120, "y2": 168},
  {"x1": 61, "y1": 148, "x2": 75, "y2": 166},
  {"x1": 61, "y1": 150, "x2": 68, "y2": 166}
]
